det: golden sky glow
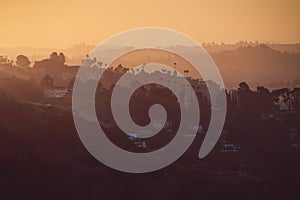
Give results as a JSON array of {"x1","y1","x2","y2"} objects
[{"x1": 0, "y1": 0, "x2": 300, "y2": 48}]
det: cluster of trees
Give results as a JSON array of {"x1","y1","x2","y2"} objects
[
  {"x1": 0, "y1": 52, "x2": 66, "y2": 69},
  {"x1": 0, "y1": 55, "x2": 13, "y2": 67},
  {"x1": 34, "y1": 52, "x2": 66, "y2": 68},
  {"x1": 231, "y1": 81, "x2": 300, "y2": 114}
]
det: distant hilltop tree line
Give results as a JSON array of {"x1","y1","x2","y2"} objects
[
  {"x1": 0, "y1": 52, "x2": 66, "y2": 68},
  {"x1": 1, "y1": 43, "x2": 300, "y2": 88},
  {"x1": 0, "y1": 52, "x2": 76, "y2": 87}
]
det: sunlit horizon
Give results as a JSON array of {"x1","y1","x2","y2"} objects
[{"x1": 1, "y1": 0, "x2": 300, "y2": 48}]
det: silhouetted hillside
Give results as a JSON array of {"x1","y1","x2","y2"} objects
[
  {"x1": 0, "y1": 77, "x2": 44, "y2": 101},
  {"x1": 212, "y1": 45, "x2": 300, "y2": 88},
  {"x1": 0, "y1": 93, "x2": 300, "y2": 200},
  {"x1": 1, "y1": 44, "x2": 300, "y2": 200}
]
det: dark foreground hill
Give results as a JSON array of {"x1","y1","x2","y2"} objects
[
  {"x1": 0, "y1": 77, "x2": 44, "y2": 101},
  {"x1": 0, "y1": 96, "x2": 300, "y2": 200}
]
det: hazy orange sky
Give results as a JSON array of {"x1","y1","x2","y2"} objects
[{"x1": 0, "y1": 0, "x2": 299, "y2": 48}]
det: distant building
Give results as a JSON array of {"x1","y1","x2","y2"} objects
[
  {"x1": 152, "y1": 120, "x2": 173, "y2": 132},
  {"x1": 221, "y1": 144, "x2": 241, "y2": 153},
  {"x1": 134, "y1": 141, "x2": 147, "y2": 149},
  {"x1": 127, "y1": 134, "x2": 147, "y2": 149},
  {"x1": 188, "y1": 124, "x2": 204, "y2": 135},
  {"x1": 44, "y1": 87, "x2": 69, "y2": 98},
  {"x1": 128, "y1": 133, "x2": 138, "y2": 141}
]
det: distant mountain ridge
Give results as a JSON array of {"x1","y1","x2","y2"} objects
[
  {"x1": 0, "y1": 43, "x2": 300, "y2": 89},
  {"x1": 1, "y1": 42, "x2": 300, "y2": 66}
]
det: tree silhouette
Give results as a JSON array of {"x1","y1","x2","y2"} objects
[
  {"x1": 0, "y1": 55, "x2": 13, "y2": 66},
  {"x1": 16, "y1": 55, "x2": 31, "y2": 67}
]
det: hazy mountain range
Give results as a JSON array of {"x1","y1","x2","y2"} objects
[
  {"x1": 1, "y1": 43, "x2": 300, "y2": 89},
  {"x1": 1, "y1": 42, "x2": 300, "y2": 66}
]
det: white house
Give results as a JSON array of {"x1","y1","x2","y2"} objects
[{"x1": 44, "y1": 87, "x2": 69, "y2": 98}]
